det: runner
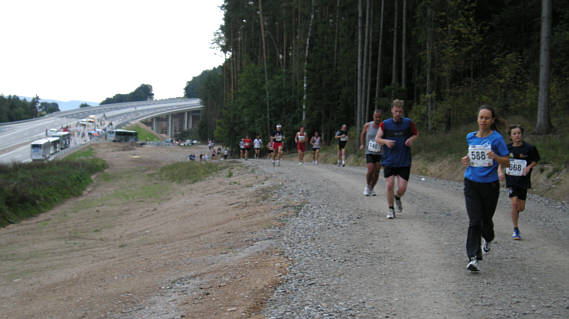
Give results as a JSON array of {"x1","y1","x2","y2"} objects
[
  {"x1": 375, "y1": 99, "x2": 418, "y2": 219},
  {"x1": 294, "y1": 127, "x2": 307, "y2": 165},
  {"x1": 461, "y1": 105, "x2": 509, "y2": 272},
  {"x1": 239, "y1": 138, "x2": 245, "y2": 159},
  {"x1": 242, "y1": 135, "x2": 252, "y2": 160},
  {"x1": 253, "y1": 135, "x2": 263, "y2": 159},
  {"x1": 267, "y1": 140, "x2": 274, "y2": 160},
  {"x1": 498, "y1": 124, "x2": 540, "y2": 240},
  {"x1": 310, "y1": 131, "x2": 321, "y2": 165},
  {"x1": 271, "y1": 124, "x2": 285, "y2": 166},
  {"x1": 360, "y1": 109, "x2": 383, "y2": 196},
  {"x1": 335, "y1": 124, "x2": 349, "y2": 167}
]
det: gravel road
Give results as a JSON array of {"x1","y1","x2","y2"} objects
[{"x1": 249, "y1": 159, "x2": 569, "y2": 318}]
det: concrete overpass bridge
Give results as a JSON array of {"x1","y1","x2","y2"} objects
[
  {"x1": 0, "y1": 98, "x2": 205, "y2": 163},
  {"x1": 138, "y1": 104, "x2": 202, "y2": 138}
]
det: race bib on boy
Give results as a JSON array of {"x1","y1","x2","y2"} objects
[
  {"x1": 340, "y1": 136, "x2": 347, "y2": 142},
  {"x1": 506, "y1": 158, "x2": 527, "y2": 176},
  {"x1": 468, "y1": 144, "x2": 493, "y2": 167},
  {"x1": 275, "y1": 135, "x2": 282, "y2": 142},
  {"x1": 367, "y1": 140, "x2": 382, "y2": 153}
]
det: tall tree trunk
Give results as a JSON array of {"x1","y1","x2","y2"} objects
[
  {"x1": 401, "y1": 0, "x2": 407, "y2": 90},
  {"x1": 374, "y1": 0, "x2": 385, "y2": 109},
  {"x1": 426, "y1": 5, "x2": 433, "y2": 131},
  {"x1": 391, "y1": 0, "x2": 399, "y2": 99},
  {"x1": 303, "y1": 0, "x2": 315, "y2": 123},
  {"x1": 362, "y1": 0, "x2": 371, "y2": 127},
  {"x1": 333, "y1": 0, "x2": 341, "y2": 72},
  {"x1": 356, "y1": 0, "x2": 363, "y2": 136},
  {"x1": 536, "y1": 0, "x2": 552, "y2": 134},
  {"x1": 258, "y1": 0, "x2": 271, "y2": 136},
  {"x1": 364, "y1": 0, "x2": 374, "y2": 120}
]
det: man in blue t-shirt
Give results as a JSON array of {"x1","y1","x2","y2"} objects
[{"x1": 375, "y1": 99, "x2": 418, "y2": 219}]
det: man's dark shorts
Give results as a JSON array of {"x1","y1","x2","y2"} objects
[
  {"x1": 383, "y1": 166, "x2": 410, "y2": 181},
  {"x1": 508, "y1": 186, "x2": 528, "y2": 201},
  {"x1": 337, "y1": 141, "x2": 347, "y2": 150},
  {"x1": 366, "y1": 154, "x2": 382, "y2": 164}
]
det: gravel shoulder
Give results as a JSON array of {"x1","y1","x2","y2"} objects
[
  {"x1": 256, "y1": 159, "x2": 569, "y2": 318},
  {"x1": 1, "y1": 144, "x2": 567, "y2": 318}
]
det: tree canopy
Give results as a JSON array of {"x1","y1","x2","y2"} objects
[
  {"x1": 100, "y1": 84, "x2": 154, "y2": 105},
  {"x1": 0, "y1": 95, "x2": 40, "y2": 123},
  {"x1": 191, "y1": 0, "x2": 569, "y2": 150}
]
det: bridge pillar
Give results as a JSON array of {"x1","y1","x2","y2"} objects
[
  {"x1": 183, "y1": 111, "x2": 188, "y2": 130},
  {"x1": 189, "y1": 111, "x2": 193, "y2": 129},
  {"x1": 152, "y1": 118, "x2": 157, "y2": 132},
  {"x1": 168, "y1": 114, "x2": 172, "y2": 137}
]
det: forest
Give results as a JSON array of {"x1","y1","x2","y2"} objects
[
  {"x1": 100, "y1": 84, "x2": 155, "y2": 105},
  {"x1": 0, "y1": 95, "x2": 60, "y2": 123},
  {"x1": 186, "y1": 0, "x2": 568, "y2": 151}
]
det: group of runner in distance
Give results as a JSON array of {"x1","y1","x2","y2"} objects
[{"x1": 238, "y1": 99, "x2": 540, "y2": 272}]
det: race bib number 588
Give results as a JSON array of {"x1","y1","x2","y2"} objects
[{"x1": 468, "y1": 145, "x2": 493, "y2": 167}]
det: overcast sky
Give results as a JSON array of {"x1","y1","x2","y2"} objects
[{"x1": 0, "y1": 0, "x2": 225, "y2": 103}]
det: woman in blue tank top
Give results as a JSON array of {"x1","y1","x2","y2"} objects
[{"x1": 461, "y1": 105, "x2": 509, "y2": 272}]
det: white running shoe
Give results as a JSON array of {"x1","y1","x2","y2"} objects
[
  {"x1": 363, "y1": 185, "x2": 371, "y2": 196},
  {"x1": 467, "y1": 257, "x2": 480, "y2": 272},
  {"x1": 386, "y1": 208, "x2": 395, "y2": 219},
  {"x1": 371, "y1": 189, "x2": 377, "y2": 196},
  {"x1": 277, "y1": 160, "x2": 280, "y2": 166},
  {"x1": 272, "y1": 160, "x2": 275, "y2": 167}
]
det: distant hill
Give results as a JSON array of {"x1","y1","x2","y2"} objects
[{"x1": 19, "y1": 96, "x2": 99, "y2": 111}]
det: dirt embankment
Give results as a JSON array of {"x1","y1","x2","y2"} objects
[
  {"x1": 0, "y1": 143, "x2": 294, "y2": 319},
  {"x1": 412, "y1": 154, "x2": 569, "y2": 201}
]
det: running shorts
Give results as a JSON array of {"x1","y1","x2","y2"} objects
[
  {"x1": 338, "y1": 141, "x2": 347, "y2": 150},
  {"x1": 508, "y1": 186, "x2": 528, "y2": 201},
  {"x1": 312, "y1": 147, "x2": 320, "y2": 152},
  {"x1": 383, "y1": 166, "x2": 410, "y2": 181},
  {"x1": 297, "y1": 143, "x2": 306, "y2": 152},
  {"x1": 273, "y1": 142, "x2": 283, "y2": 150},
  {"x1": 366, "y1": 154, "x2": 382, "y2": 164}
]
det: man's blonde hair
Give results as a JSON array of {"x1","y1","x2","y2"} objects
[{"x1": 392, "y1": 99, "x2": 404, "y2": 108}]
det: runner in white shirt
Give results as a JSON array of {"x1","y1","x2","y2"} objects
[
  {"x1": 310, "y1": 131, "x2": 321, "y2": 165},
  {"x1": 253, "y1": 135, "x2": 263, "y2": 159}
]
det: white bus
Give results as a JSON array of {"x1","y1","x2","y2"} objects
[
  {"x1": 108, "y1": 129, "x2": 138, "y2": 142},
  {"x1": 52, "y1": 131, "x2": 71, "y2": 149},
  {"x1": 30, "y1": 138, "x2": 52, "y2": 161}
]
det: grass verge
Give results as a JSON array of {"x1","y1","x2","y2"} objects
[
  {"x1": 124, "y1": 123, "x2": 161, "y2": 142},
  {"x1": 158, "y1": 161, "x2": 229, "y2": 184},
  {"x1": 0, "y1": 147, "x2": 107, "y2": 228}
]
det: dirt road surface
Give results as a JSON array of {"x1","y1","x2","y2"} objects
[{"x1": 1, "y1": 143, "x2": 568, "y2": 318}]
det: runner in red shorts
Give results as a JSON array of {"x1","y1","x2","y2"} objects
[
  {"x1": 271, "y1": 124, "x2": 284, "y2": 166},
  {"x1": 294, "y1": 126, "x2": 307, "y2": 165},
  {"x1": 242, "y1": 135, "x2": 252, "y2": 160}
]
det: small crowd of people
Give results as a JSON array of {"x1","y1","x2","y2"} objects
[
  {"x1": 189, "y1": 141, "x2": 229, "y2": 162},
  {"x1": 246, "y1": 99, "x2": 540, "y2": 273}
]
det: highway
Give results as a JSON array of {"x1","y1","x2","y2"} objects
[{"x1": 0, "y1": 98, "x2": 202, "y2": 164}]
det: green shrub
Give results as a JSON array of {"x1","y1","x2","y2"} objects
[{"x1": 0, "y1": 157, "x2": 107, "y2": 228}]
